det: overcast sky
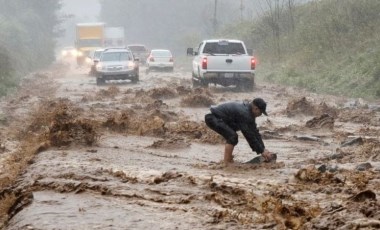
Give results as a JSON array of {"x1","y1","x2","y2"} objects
[
  {"x1": 57, "y1": 0, "x2": 101, "y2": 47},
  {"x1": 61, "y1": 0, "x2": 101, "y2": 21}
]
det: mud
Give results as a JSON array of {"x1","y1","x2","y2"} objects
[
  {"x1": 286, "y1": 96, "x2": 338, "y2": 117},
  {"x1": 148, "y1": 137, "x2": 190, "y2": 150},
  {"x1": 26, "y1": 99, "x2": 99, "y2": 147},
  {"x1": 0, "y1": 61, "x2": 379, "y2": 229},
  {"x1": 305, "y1": 113, "x2": 335, "y2": 129},
  {"x1": 180, "y1": 88, "x2": 215, "y2": 107}
]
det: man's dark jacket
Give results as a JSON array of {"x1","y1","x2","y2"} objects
[{"x1": 210, "y1": 101, "x2": 265, "y2": 154}]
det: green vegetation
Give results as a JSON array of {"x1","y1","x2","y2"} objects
[
  {"x1": 0, "y1": 0, "x2": 62, "y2": 97},
  {"x1": 220, "y1": 0, "x2": 380, "y2": 100}
]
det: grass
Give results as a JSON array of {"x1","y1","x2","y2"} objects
[
  {"x1": 256, "y1": 28, "x2": 380, "y2": 100},
  {"x1": 221, "y1": 0, "x2": 380, "y2": 100}
]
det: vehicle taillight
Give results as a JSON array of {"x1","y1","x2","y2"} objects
[
  {"x1": 169, "y1": 57, "x2": 173, "y2": 62},
  {"x1": 149, "y1": 56, "x2": 154, "y2": 62},
  {"x1": 201, "y1": 57, "x2": 207, "y2": 69},
  {"x1": 251, "y1": 57, "x2": 256, "y2": 70}
]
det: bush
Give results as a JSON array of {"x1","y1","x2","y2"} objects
[{"x1": 221, "y1": 0, "x2": 380, "y2": 99}]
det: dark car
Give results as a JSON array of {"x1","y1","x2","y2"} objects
[{"x1": 127, "y1": 44, "x2": 149, "y2": 64}]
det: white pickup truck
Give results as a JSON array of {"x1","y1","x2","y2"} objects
[{"x1": 187, "y1": 39, "x2": 256, "y2": 91}]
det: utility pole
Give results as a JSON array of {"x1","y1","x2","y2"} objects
[{"x1": 213, "y1": 0, "x2": 218, "y2": 34}]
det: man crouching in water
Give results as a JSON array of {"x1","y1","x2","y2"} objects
[{"x1": 205, "y1": 98, "x2": 274, "y2": 165}]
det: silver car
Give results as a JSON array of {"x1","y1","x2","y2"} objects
[{"x1": 95, "y1": 48, "x2": 139, "y2": 85}]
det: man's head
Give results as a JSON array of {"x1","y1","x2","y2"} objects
[{"x1": 252, "y1": 98, "x2": 268, "y2": 117}]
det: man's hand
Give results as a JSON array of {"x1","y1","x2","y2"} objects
[{"x1": 262, "y1": 149, "x2": 273, "y2": 162}]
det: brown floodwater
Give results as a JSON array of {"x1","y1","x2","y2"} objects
[{"x1": 1, "y1": 59, "x2": 380, "y2": 229}]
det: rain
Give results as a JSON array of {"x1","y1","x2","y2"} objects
[{"x1": 0, "y1": 0, "x2": 379, "y2": 229}]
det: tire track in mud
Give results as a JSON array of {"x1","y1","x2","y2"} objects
[{"x1": 1, "y1": 63, "x2": 380, "y2": 229}]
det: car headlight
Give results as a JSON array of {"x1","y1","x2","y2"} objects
[
  {"x1": 96, "y1": 64, "x2": 103, "y2": 71},
  {"x1": 122, "y1": 62, "x2": 134, "y2": 70},
  {"x1": 61, "y1": 50, "x2": 67, "y2": 56},
  {"x1": 76, "y1": 51, "x2": 83, "y2": 57},
  {"x1": 128, "y1": 62, "x2": 135, "y2": 69}
]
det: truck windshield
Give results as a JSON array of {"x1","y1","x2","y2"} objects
[
  {"x1": 203, "y1": 42, "x2": 246, "y2": 55},
  {"x1": 101, "y1": 52, "x2": 132, "y2": 62},
  {"x1": 77, "y1": 39, "x2": 103, "y2": 47}
]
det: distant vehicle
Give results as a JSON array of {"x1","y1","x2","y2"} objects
[
  {"x1": 146, "y1": 49, "x2": 174, "y2": 73},
  {"x1": 187, "y1": 39, "x2": 256, "y2": 91},
  {"x1": 89, "y1": 48, "x2": 105, "y2": 76},
  {"x1": 126, "y1": 44, "x2": 149, "y2": 64},
  {"x1": 75, "y1": 22, "x2": 105, "y2": 65},
  {"x1": 60, "y1": 46, "x2": 77, "y2": 58},
  {"x1": 104, "y1": 27, "x2": 125, "y2": 48},
  {"x1": 95, "y1": 48, "x2": 139, "y2": 85}
]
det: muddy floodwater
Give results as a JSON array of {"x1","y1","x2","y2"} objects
[{"x1": 0, "y1": 59, "x2": 379, "y2": 229}]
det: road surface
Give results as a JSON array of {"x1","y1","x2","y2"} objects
[{"x1": 1, "y1": 59, "x2": 379, "y2": 229}]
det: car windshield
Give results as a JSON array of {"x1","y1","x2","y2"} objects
[
  {"x1": 152, "y1": 50, "x2": 171, "y2": 57},
  {"x1": 203, "y1": 42, "x2": 246, "y2": 54},
  {"x1": 101, "y1": 52, "x2": 132, "y2": 62},
  {"x1": 128, "y1": 46, "x2": 146, "y2": 52}
]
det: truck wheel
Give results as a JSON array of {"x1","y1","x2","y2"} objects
[
  {"x1": 131, "y1": 70, "x2": 139, "y2": 83},
  {"x1": 192, "y1": 78, "x2": 200, "y2": 88},
  {"x1": 200, "y1": 79, "x2": 209, "y2": 88},
  {"x1": 237, "y1": 78, "x2": 254, "y2": 92},
  {"x1": 96, "y1": 77, "x2": 105, "y2": 85},
  {"x1": 192, "y1": 72, "x2": 200, "y2": 88},
  {"x1": 245, "y1": 78, "x2": 254, "y2": 91},
  {"x1": 197, "y1": 68, "x2": 208, "y2": 88},
  {"x1": 131, "y1": 75, "x2": 139, "y2": 83}
]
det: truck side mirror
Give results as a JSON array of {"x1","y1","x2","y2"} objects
[
  {"x1": 186, "y1": 48, "x2": 194, "y2": 56},
  {"x1": 247, "y1": 48, "x2": 253, "y2": 56}
]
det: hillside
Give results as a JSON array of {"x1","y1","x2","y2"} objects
[{"x1": 221, "y1": 0, "x2": 380, "y2": 100}]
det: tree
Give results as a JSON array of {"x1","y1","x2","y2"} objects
[
  {"x1": 256, "y1": 0, "x2": 284, "y2": 59},
  {"x1": 0, "y1": 0, "x2": 63, "y2": 96}
]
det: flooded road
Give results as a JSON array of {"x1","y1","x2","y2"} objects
[{"x1": 1, "y1": 60, "x2": 380, "y2": 229}]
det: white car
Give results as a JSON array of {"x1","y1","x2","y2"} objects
[
  {"x1": 95, "y1": 48, "x2": 139, "y2": 85},
  {"x1": 146, "y1": 49, "x2": 174, "y2": 73}
]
